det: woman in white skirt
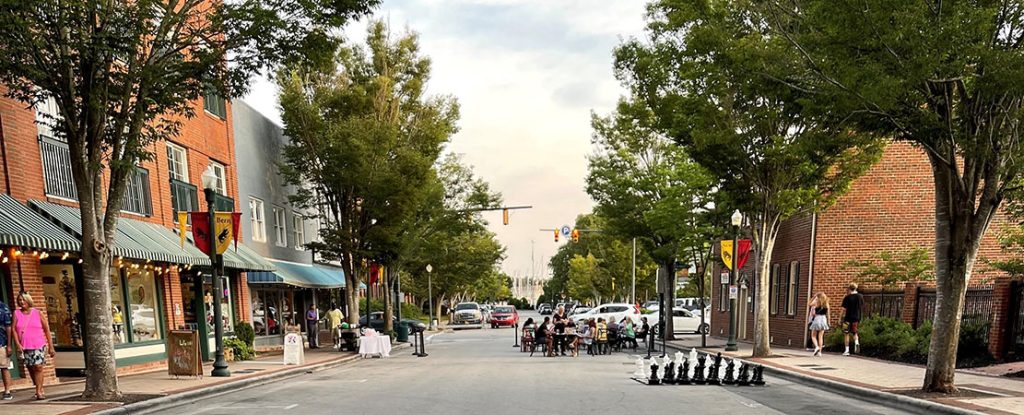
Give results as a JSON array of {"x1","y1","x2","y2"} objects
[{"x1": 807, "y1": 292, "x2": 830, "y2": 356}]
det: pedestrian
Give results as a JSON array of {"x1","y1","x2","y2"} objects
[
  {"x1": 841, "y1": 283, "x2": 864, "y2": 356},
  {"x1": 305, "y1": 304, "x2": 319, "y2": 349},
  {"x1": 0, "y1": 296, "x2": 12, "y2": 400},
  {"x1": 12, "y1": 292, "x2": 54, "y2": 400},
  {"x1": 807, "y1": 292, "x2": 830, "y2": 356},
  {"x1": 326, "y1": 303, "x2": 344, "y2": 349}
]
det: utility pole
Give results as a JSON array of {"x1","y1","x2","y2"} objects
[{"x1": 631, "y1": 237, "x2": 636, "y2": 305}]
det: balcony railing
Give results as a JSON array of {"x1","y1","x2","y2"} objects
[
  {"x1": 171, "y1": 178, "x2": 198, "y2": 221},
  {"x1": 39, "y1": 135, "x2": 78, "y2": 200},
  {"x1": 120, "y1": 167, "x2": 152, "y2": 216}
]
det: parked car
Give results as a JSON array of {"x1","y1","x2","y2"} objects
[
  {"x1": 489, "y1": 306, "x2": 519, "y2": 328},
  {"x1": 573, "y1": 303, "x2": 641, "y2": 326},
  {"x1": 451, "y1": 302, "x2": 484, "y2": 327},
  {"x1": 357, "y1": 312, "x2": 426, "y2": 332},
  {"x1": 569, "y1": 307, "x2": 591, "y2": 318},
  {"x1": 646, "y1": 307, "x2": 710, "y2": 335},
  {"x1": 537, "y1": 303, "x2": 553, "y2": 315}
]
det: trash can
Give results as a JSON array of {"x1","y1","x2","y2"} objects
[{"x1": 396, "y1": 322, "x2": 410, "y2": 343}]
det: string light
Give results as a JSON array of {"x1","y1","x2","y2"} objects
[
  {"x1": 1, "y1": 257, "x2": 7, "y2": 264},
  {"x1": 61, "y1": 252, "x2": 69, "y2": 260},
  {"x1": 13, "y1": 249, "x2": 21, "y2": 256},
  {"x1": 77, "y1": 258, "x2": 83, "y2": 264},
  {"x1": 39, "y1": 252, "x2": 48, "y2": 259}
]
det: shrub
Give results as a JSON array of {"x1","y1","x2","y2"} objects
[
  {"x1": 824, "y1": 316, "x2": 990, "y2": 367},
  {"x1": 225, "y1": 337, "x2": 255, "y2": 360},
  {"x1": 234, "y1": 321, "x2": 256, "y2": 347}
]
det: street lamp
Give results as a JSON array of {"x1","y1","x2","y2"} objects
[
  {"x1": 726, "y1": 209, "x2": 742, "y2": 352},
  {"x1": 426, "y1": 264, "x2": 434, "y2": 330},
  {"x1": 201, "y1": 166, "x2": 230, "y2": 377}
]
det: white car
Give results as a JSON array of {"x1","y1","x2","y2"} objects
[
  {"x1": 646, "y1": 307, "x2": 710, "y2": 334},
  {"x1": 574, "y1": 303, "x2": 641, "y2": 325},
  {"x1": 451, "y1": 302, "x2": 484, "y2": 328}
]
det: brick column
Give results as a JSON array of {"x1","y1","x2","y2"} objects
[
  {"x1": 901, "y1": 282, "x2": 918, "y2": 325},
  {"x1": 988, "y1": 278, "x2": 1014, "y2": 359}
]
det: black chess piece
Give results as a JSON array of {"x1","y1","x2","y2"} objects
[
  {"x1": 751, "y1": 365, "x2": 765, "y2": 386},
  {"x1": 663, "y1": 361, "x2": 676, "y2": 385},
  {"x1": 722, "y1": 359, "x2": 736, "y2": 385},
  {"x1": 706, "y1": 354, "x2": 721, "y2": 385},
  {"x1": 692, "y1": 354, "x2": 707, "y2": 384},
  {"x1": 737, "y1": 363, "x2": 751, "y2": 386},
  {"x1": 678, "y1": 359, "x2": 691, "y2": 385},
  {"x1": 648, "y1": 361, "x2": 661, "y2": 385}
]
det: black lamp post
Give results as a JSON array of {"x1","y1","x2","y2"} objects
[
  {"x1": 726, "y1": 210, "x2": 742, "y2": 352},
  {"x1": 202, "y1": 166, "x2": 231, "y2": 377}
]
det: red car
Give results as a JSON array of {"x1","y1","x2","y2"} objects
[{"x1": 489, "y1": 306, "x2": 519, "y2": 328}]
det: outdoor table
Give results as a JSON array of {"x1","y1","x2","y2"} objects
[{"x1": 358, "y1": 335, "x2": 392, "y2": 358}]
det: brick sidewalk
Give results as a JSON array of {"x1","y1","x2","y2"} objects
[
  {"x1": 668, "y1": 337, "x2": 1024, "y2": 414},
  {"x1": 0, "y1": 346, "x2": 365, "y2": 415}
]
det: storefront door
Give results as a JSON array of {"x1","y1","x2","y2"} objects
[{"x1": 0, "y1": 264, "x2": 20, "y2": 379}]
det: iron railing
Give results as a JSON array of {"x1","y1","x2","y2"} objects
[
  {"x1": 860, "y1": 289, "x2": 905, "y2": 321},
  {"x1": 914, "y1": 287, "x2": 994, "y2": 331},
  {"x1": 39, "y1": 135, "x2": 77, "y2": 200}
]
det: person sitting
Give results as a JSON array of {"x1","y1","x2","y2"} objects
[
  {"x1": 620, "y1": 316, "x2": 638, "y2": 351},
  {"x1": 533, "y1": 317, "x2": 554, "y2": 356},
  {"x1": 636, "y1": 317, "x2": 650, "y2": 342},
  {"x1": 595, "y1": 318, "x2": 609, "y2": 354},
  {"x1": 577, "y1": 320, "x2": 593, "y2": 355},
  {"x1": 563, "y1": 320, "x2": 579, "y2": 357}
]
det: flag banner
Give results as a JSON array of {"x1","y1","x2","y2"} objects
[
  {"x1": 213, "y1": 212, "x2": 234, "y2": 255},
  {"x1": 178, "y1": 212, "x2": 188, "y2": 247},
  {"x1": 721, "y1": 239, "x2": 753, "y2": 270},
  {"x1": 231, "y1": 212, "x2": 241, "y2": 251},
  {"x1": 369, "y1": 263, "x2": 382, "y2": 285},
  {"x1": 191, "y1": 212, "x2": 211, "y2": 255}
]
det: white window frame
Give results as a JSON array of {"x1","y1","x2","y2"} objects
[
  {"x1": 166, "y1": 142, "x2": 189, "y2": 182},
  {"x1": 249, "y1": 198, "x2": 266, "y2": 242},
  {"x1": 293, "y1": 213, "x2": 304, "y2": 250},
  {"x1": 209, "y1": 161, "x2": 227, "y2": 195},
  {"x1": 787, "y1": 262, "x2": 799, "y2": 316},
  {"x1": 273, "y1": 207, "x2": 287, "y2": 247}
]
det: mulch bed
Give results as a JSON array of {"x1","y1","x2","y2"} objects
[
  {"x1": 888, "y1": 387, "x2": 999, "y2": 399},
  {"x1": 54, "y1": 393, "x2": 165, "y2": 404}
]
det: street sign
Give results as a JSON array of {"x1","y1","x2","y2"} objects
[
  {"x1": 729, "y1": 285, "x2": 738, "y2": 300},
  {"x1": 561, "y1": 225, "x2": 571, "y2": 236},
  {"x1": 720, "y1": 271, "x2": 730, "y2": 284}
]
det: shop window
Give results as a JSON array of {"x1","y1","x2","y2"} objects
[
  {"x1": 252, "y1": 288, "x2": 281, "y2": 336},
  {"x1": 110, "y1": 268, "x2": 127, "y2": 345},
  {"x1": 181, "y1": 273, "x2": 234, "y2": 334},
  {"x1": 40, "y1": 264, "x2": 82, "y2": 348},
  {"x1": 126, "y1": 269, "x2": 162, "y2": 342}
]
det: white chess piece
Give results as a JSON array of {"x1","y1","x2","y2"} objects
[
  {"x1": 633, "y1": 357, "x2": 646, "y2": 378},
  {"x1": 674, "y1": 351, "x2": 685, "y2": 366},
  {"x1": 688, "y1": 348, "x2": 698, "y2": 366}
]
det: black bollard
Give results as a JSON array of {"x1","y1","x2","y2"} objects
[
  {"x1": 513, "y1": 322, "x2": 520, "y2": 348},
  {"x1": 677, "y1": 359, "x2": 691, "y2": 385},
  {"x1": 737, "y1": 363, "x2": 751, "y2": 386},
  {"x1": 417, "y1": 330, "x2": 429, "y2": 357},
  {"x1": 751, "y1": 365, "x2": 765, "y2": 386},
  {"x1": 663, "y1": 361, "x2": 676, "y2": 385},
  {"x1": 706, "y1": 353, "x2": 722, "y2": 385},
  {"x1": 648, "y1": 361, "x2": 661, "y2": 385},
  {"x1": 722, "y1": 359, "x2": 736, "y2": 385},
  {"x1": 692, "y1": 354, "x2": 707, "y2": 385}
]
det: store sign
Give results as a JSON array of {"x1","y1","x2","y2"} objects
[
  {"x1": 283, "y1": 332, "x2": 304, "y2": 365},
  {"x1": 167, "y1": 330, "x2": 202, "y2": 377}
]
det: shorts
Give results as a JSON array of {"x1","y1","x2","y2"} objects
[
  {"x1": 843, "y1": 321, "x2": 859, "y2": 334},
  {"x1": 0, "y1": 347, "x2": 9, "y2": 368},
  {"x1": 22, "y1": 348, "x2": 45, "y2": 367}
]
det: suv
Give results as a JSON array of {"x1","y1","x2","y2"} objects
[
  {"x1": 537, "y1": 303, "x2": 553, "y2": 315},
  {"x1": 573, "y1": 303, "x2": 641, "y2": 325},
  {"x1": 451, "y1": 302, "x2": 484, "y2": 327}
]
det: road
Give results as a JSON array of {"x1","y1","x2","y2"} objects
[{"x1": 151, "y1": 312, "x2": 913, "y2": 415}]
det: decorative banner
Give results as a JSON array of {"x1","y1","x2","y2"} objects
[
  {"x1": 231, "y1": 212, "x2": 241, "y2": 251},
  {"x1": 720, "y1": 239, "x2": 752, "y2": 270},
  {"x1": 177, "y1": 212, "x2": 188, "y2": 247},
  {"x1": 191, "y1": 212, "x2": 211, "y2": 255},
  {"x1": 369, "y1": 263, "x2": 382, "y2": 285},
  {"x1": 213, "y1": 213, "x2": 234, "y2": 255}
]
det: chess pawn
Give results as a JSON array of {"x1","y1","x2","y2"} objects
[
  {"x1": 648, "y1": 359, "x2": 661, "y2": 385},
  {"x1": 751, "y1": 365, "x2": 765, "y2": 386},
  {"x1": 677, "y1": 358, "x2": 691, "y2": 385},
  {"x1": 692, "y1": 354, "x2": 707, "y2": 384},
  {"x1": 706, "y1": 355, "x2": 721, "y2": 385},
  {"x1": 722, "y1": 359, "x2": 737, "y2": 385},
  {"x1": 664, "y1": 361, "x2": 676, "y2": 384},
  {"x1": 633, "y1": 357, "x2": 647, "y2": 378},
  {"x1": 737, "y1": 363, "x2": 751, "y2": 386}
]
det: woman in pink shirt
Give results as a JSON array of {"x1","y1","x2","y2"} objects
[{"x1": 12, "y1": 292, "x2": 54, "y2": 400}]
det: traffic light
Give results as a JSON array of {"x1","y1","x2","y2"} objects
[
  {"x1": 571, "y1": 228, "x2": 580, "y2": 243},
  {"x1": 554, "y1": 230, "x2": 559, "y2": 242},
  {"x1": 503, "y1": 209, "x2": 509, "y2": 225}
]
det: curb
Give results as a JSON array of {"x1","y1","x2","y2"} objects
[
  {"x1": 95, "y1": 344, "x2": 407, "y2": 415},
  {"x1": 662, "y1": 343, "x2": 984, "y2": 415}
]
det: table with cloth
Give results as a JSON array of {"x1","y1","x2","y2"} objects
[{"x1": 358, "y1": 335, "x2": 392, "y2": 358}]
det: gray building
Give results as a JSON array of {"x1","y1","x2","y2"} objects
[{"x1": 232, "y1": 100, "x2": 345, "y2": 349}]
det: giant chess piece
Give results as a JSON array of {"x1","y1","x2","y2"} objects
[
  {"x1": 633, "y1": 357, "x2": 647, "y2": 379},
  {"x1": 688, "y1": 348, "x2": 698, "y2": 366},
  {"x1": 751, "y1": 365, "x2": 765, "y2": 386},
  {"x1": 692, "y1": 353, "x2": 707, "y2": 384},
  {"x1": 648, "y1": 358, "x2": 662, "y2": 385},
  {"x1": 663, "y1": 356, "x2": 676, "y2": 385},
  {"x1": 706, "y1": 352, "x2": 722, "y2": 385},
  {"x1": 677, "y1": 358, "x2": 691, "y2": 385},
  {"x1": 674, "y1": 350, "x2": 686, "y2": 365},
  {"x1": 737, "y1": 363, "x2": 751, "y2": 386},
  {"x1": 722, "y1": 359, "x2": 737, "y2": 385}
]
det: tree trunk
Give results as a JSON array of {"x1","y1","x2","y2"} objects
[
  {"x1": 660, "y1": 260, "x2": 676, "y2": 340},
  {"x1": 383, "y1": 265, "x2": 394, "y2": 333},
  {"x1": 752, "y1": 217, "x2": 780, "y2": 358},
  {"x1": 80, "y1": 234, "x2": 119, "y2": 399}
]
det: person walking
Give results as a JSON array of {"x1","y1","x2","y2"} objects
[
  {"x1": 0, "y1": 297, "x2": 12, "y2": 400},
  {"x1": 325, "y1": 303, "x2": 344, "y2": 349},
  {"x1": 841, "y1": 283, "x2": 864, "y2": 356},
  {"x1": 305, "y1": 304, "x2": 319, "y2": 349},
  {"x1": 807, "y1": 292, "x2": 830, "y2": 356},
  {"x1": 12, "y1": 292, "x2": 54, "y2": 400}
]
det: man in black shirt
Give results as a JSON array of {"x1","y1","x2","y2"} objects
[{"x1": 841, "y1": 283, "x2": 864, "y2": 356}]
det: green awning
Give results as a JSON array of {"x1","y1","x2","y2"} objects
[
  {"x1": 0, "y1": 194, "x2": 80, "y2": 252},
  {"x1": 222, "y1": 243, "x2": 275, "y2": 272},
  {"x1": 247, "y1": 260, "x2": 344, "y2": 288}
]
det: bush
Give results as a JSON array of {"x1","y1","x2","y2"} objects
[
  {"x1": 225, "y1": 337, "x2": 255, "y2": 361},
  {"x1": 234, "y1": 321, "x2": 255, "y2": 347},
  {"x1": 824, "y1": 316, "x2": 991, "y2": 367}
]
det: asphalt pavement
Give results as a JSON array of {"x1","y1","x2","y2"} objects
[{"x1": 147, "y1": 311, "x2": 915, "y2": 415}]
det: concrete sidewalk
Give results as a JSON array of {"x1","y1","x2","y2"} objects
[
  {"x1": 0, "y1": 344, "x2": 392, "y2": 415},
  {"x1": 667, "y1": 337, "x2": 1024, "y2": 414}
]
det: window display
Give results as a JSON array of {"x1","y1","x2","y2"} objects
[
  {"x1": 110, "y1": 267, "x2": 126, "y2": 344},
  {"x1": 126, "y1": 269, "x2": 161, "y2": 342},
  {"x1": 181, "y1": 273, "x2": 234, "y2": 334},
  {"x1": 41, "y1": 264, "x2": 81, "y2": 347}
]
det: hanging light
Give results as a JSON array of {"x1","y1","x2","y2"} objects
[
  {"x1": 1, "y1": 257, "x2": 7, "y2": 264},
  {"x1": 61, "y1": 252, "x2": 69, "y2": 260},
  {"x1": 77, "y1": 258, "x2": 83, "y2": 264}
]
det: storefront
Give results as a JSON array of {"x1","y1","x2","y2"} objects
[{"x1": 247, "y1": 260, "x2": 344, "y2": 350}]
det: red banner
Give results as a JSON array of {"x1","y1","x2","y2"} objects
[
  {"x1": 369, "y1": 263, "x2": 381, "y2": 285},
  {"x1": 231, "y1": 212, "x2": 241, "y2": 251},
  {"x1": 736, "y1": 240, "x2": 752, "y2": 270},
  {"x1": 191, "y1": 212, "x2": 211, "y2": 255}
]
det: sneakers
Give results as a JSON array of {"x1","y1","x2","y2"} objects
[
  {"x1": 855, "y1": 343, "x2": 860, "y2": 354},
  {"x1": 2, "y1": 391, "x2": 12, "y2": 400},
  {"x1": 813, "y1": 348, "x2": 821, "y2": 356},
  {"x1": 843, "y1": 350, "x2": 850, "y2": 356}
]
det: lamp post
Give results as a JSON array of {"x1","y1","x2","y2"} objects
[
  {"x1": 726, "y1": 210, "x2": 742, "y2": 352},
  {"x1": 426, "y1": 264, "x2": 434, "y2": 330},
  {"x1": 201, "y1": 166, "x2": 230, "y2": 377}
]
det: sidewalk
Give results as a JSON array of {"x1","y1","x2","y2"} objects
[
  {"x1": 667, "y1": 337, "x2": 1024, "y2": 415},
  {"x1": 0, "y1": 345, "x2": 381, "y2": 415}
]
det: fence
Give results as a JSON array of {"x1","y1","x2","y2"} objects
[
  {"x1": 860, "y1": 289, "x2": 904, "y2": 321},
  {"x1": 1010, "y1": 282, "x2": 1024, "y2": 354},
  {"x1": 914, "y1": 287, "x2": 994, "y2": 331}
]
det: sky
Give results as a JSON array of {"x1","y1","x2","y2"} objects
[{"x1": 242, "y1": 0, "x2": 649, "y2": 280}]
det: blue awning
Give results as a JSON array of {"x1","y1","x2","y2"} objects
[{"x1": 247, "y1": 260, "x2": 345, "y2": 289}]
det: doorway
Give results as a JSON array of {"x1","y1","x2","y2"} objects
[{"x1": 0, "y1": 263, "x2": 21, "y2": 379}]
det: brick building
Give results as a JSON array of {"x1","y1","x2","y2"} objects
[
  {"x1": 710, "y1": 142, "x2": 1021, "y2": 357},
  {"x1": 0, "y1": 89, "x2": 272, "y2": 386}
]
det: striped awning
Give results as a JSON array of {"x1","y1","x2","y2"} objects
[
  {"x1": 222, "y1": 243, "x2": 275, "y2": 272},
  {"x1": 248, "y1": 260, "x2": 345, "y2": 288},
  {"x1": 0, "y1": 194, "x2": 80, "y2": 252}
]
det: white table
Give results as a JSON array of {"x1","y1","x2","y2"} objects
[{"x1": 358, "y1": 336, "x2": 392, "y2": 358}]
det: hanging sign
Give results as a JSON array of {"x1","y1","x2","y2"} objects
[
  {"x1": 561, "y1": 225, "x2": 571, "y2": 237},
  {"x1": 213, "y1": 212, "x2": 236, "y2": 255},
  {"x1": 191, "y1": 213, "x2": 212, "y2": 255},
  {"x1": 190, "y1": 212, "x2": 242, "y2": 255},
  {"x1": 720, "y1": 239, "x2": 752, "y2": 270}
]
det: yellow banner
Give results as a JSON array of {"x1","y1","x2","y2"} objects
[
  {"x1": 721, "y1": 240, "x2": 735, "y2": 271},
  {"x1": 213, "y1": 212, "x2": 234, "y2": 255},
  {"x1": 178, "y1": 212, "x2": 188, "y2": 247}
]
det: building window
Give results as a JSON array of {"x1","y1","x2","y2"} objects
[
  {"x1": 293, "y1": 213, "x2": 304, "y2": 250},
  {"x1": 37, "y1": 97, "x2": 77, "y2": 200},
  {"x1": 786, "y1": 262, "x2": 799, "y2": 316},
  {"x1": 166, "y1": 142, "x2": 189, "y2": 182},
  {"x1": 273, "y1": 207, "x2": 287, "y2": 247},
  {"x1": 204, "y1": 90, "x2": 227, "y2": 119},
  {"x1": 249, "y1": 198, "x2": 266, "y2": 242},
  {"x1": 769, "y1": 264, "x2": 781, "y2": 315},
  {"x1": 124, "y1": 268, "x2": 163, "y2": 342},
  {"x1": 209, "y1": 161, "x2": 227, "y2": 195},
  {"x1": 170, "y1": 179, "x2": 198, "y2": 223},
  {"x1": 120, "y1": 167, "x2": 153, "y2": 216}
]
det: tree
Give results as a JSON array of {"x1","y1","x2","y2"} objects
[
  {"x1": 614, "y1": 0, "x2": 882, "y2": 356},
  {"x1": 0, "y1": 0, "x2": 377, "y2": 399},
  {"x1": 278, "y1": 21, "x2": 458, "y2": 325},
  {"x1": 845, "y1": 248, "x2": 934, "y2": 288},
  {"x1": 757, "y1": 0, "x2": 1024, "y2": 392},
  {"x1": 586, "y1": 98, "x2": 719, "y2": 338}
]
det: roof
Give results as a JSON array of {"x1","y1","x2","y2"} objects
[{"x1": 247, "y1": 259, "x2": 345, "y2": 288}]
